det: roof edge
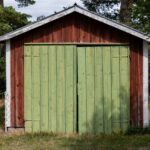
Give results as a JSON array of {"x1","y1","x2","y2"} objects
[
  {"x1": 74, "y1": 6, "x2": 150, "y2": 42},
  {"x1": 0, "y1": 4, "x2": 150, "y2": 42},
  {"x1": 0, "y1": 5, "x2": 76, "y2": 41}
]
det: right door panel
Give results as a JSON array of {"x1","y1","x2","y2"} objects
[{"x1": 77, "y1": 45, "x2": 130, "y2": 134}]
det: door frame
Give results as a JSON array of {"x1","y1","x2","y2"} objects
[{"x1": 24, "y1": 43, "x2": 130, "y2": 133}]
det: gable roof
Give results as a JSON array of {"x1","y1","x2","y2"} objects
[{"x1": 0, "y1": 4, "x2": 150, "y2": 42}]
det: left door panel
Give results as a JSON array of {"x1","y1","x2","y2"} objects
[{"x1": 24, "y1": 45, "x2": 77, "y2": 133}]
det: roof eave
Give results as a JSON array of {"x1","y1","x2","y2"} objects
[
  {"x1": 74, "y1": 6, "x2": 150, "y2": 42},
  {"x1": 0, "y1": 5, "x2": 150, "y2": 42},
  {"x1": 0, "y1": 6, "x2": 76, "y2": 42}
]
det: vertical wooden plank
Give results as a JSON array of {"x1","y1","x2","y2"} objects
[
  {"x1": 24, "y1": 45, "x2": 32, "y2": 132},
  {"x1": 21, "y1": 32, "x2": 33, "y2": 132},
  {"x1": 76, "y1": 14, "x2": 80, "y2": 43},
  {"x1": 120, "y1": 46, "x2": 130, "y2": 131},
  {"x1": 32, "y1": 46, "x2": 40, "y2": 132},
  {"x1": 40, "y1": 45, "x2": 49, "y2": 131},
  {"x1": 52, "y1": 20, "x2": 62, "y2": 42},
  {"x1": 43, "y1": 24, "x2": 50, "y2": 42},
  {"x1": 111, "y1": 46, "x2": 121, "y2": 132},
  {"x1": 79, "y1": 16, "x2": 84, "y2": 43},
  {"x1": 127, "y1": 46, "x2": 130, "y2": 128},
  {"x1": 94, "y1": 46, "x2": 104, "y2": 133},
  {"x1": 49, "y1": 46, "x2": 57, "y2": 132},
  {"x1": 72, "y1": 15, "x2": 77, "y2": 42},
  {"x1": 13, "y1": 37, "x2": 24, "y2": 127},
  {"x1": 138, "y1": 41, "x2": 143, "y2": 127},
  {"x1": 15, "y1": 38, "x2": 24, "y2": 127},
  {"x1": 63, "y1": 17, "x2": 72, "y2": 42},
  {"x1": 48, "y1": 23, "x2": 53, "y2": 42},
  {"x1": 78, "y1": 47, "x2": 87, "y2": 133},
  {"x1": 103, "y1": 27, "x2": 111, "y2": 43},
  {"x1": 18, "y1": 38, "x2": 24, "y2": 127},
  {"x1": 130, "y1": 38, "x2": 143, "y2": 128},
  {"x1": 65, "y1": 45, "x2": 74, "y2": 132},
  {"x1": 86, "y1": 47, "x2": 95, "y2": 133},
  {"x1": 15, "y1": 41, "x2": 20, "y2": 127},
  {"x1": 103, "y1": 46, "x2": 112, "y2": 134},
  {"x1": 56, "y1": 46, "x2": 65, "y2": 132},
  {"x1": 73, "y1": 46, "x2": 77, "y2": 132},
  {"x1": 130, "y1": 41, "x2": 136, "y2": 127},
  {"x1": 10, "y1": 41, "x2": 15, "y2": 127}
]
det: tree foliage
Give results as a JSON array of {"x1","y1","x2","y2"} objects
[
  {"x1": 0, "y1": 6, "x2": 30, "y2": 93},
  {"x1": 81, "y1": 0, "x2": 150, "y2": 34},
  {"x1": 81, "y1": 0, "x2": 137, "y2": 23},
  {"x1": 120, "y1": 0, "x2": 133, "y2": 24},
  {"x1": 81, "y1": 0, "x2": 120, "y2": 20},
  {"x1": 0, "y1": 46, "x2": 5, "y2": 94},
  {"x1": 0, "y1": 0, "x2": 35, "y2": 8},
  {"x1": 132, "y1": 0, "x2": 150, "y2": 34},
  {"x1": 0, "y1": 0, "x2": 3, "y2": 7},
  {"x1": 0, "y1": 6, "x2": 30, "y2": 35},
  {"x1": 15, "y1": 0, "x2": 35, "y2": 7}
]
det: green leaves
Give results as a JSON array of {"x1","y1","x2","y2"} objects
[
  {"x1": 0, "y1": 6, "x2": 30, "y2": 35},
  {"x1": 0, "y1": 23, "x2": 12, "y2": 35},
  {"x1": 15, "y1": 0, "x2": 35, "y2": 7},
  {"x1": 81, "y1": 0, "x2": 120, "y2": 20},
  {"x1": 0, "y1": 6, "x2": 30, "y2": 93},
  {"x1": 0, "y1": 45, "x2": 5, "y2": 93},
  {"x1": 132, "y1": 0, "x2": 150, "y2": 34},
  {"x1": 81, "y1": 0, "x2": 150, "y2": 34}
]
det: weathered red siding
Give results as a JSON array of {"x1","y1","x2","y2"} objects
[
  {"x1": 130, "y1": 38, "x2": 143, "y2": 127},
  {"x1": 10, "y1": 12, "x2": 143, "y2": 128}
]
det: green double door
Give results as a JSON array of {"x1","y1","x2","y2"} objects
[{"x1": 24, "y1": 44, "x2": 130, "y2": 134}]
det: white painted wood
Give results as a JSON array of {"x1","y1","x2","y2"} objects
[
  {"x1": 0, "y1": 5, "x2": 149, "y2": 42},
  {"x1": 143, "y1": 40, "x2": 149, "y2": 127},
  {"x1": 5, "y1": 40, "x2": 11, "y2": 131}
]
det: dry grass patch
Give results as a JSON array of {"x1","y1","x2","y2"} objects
[
  {"x1": 0, "y1": 99, "x2": 4, "y2": 128},
  {"x1": 0, "y1": 133, "x2": 150, "y2": 150}
]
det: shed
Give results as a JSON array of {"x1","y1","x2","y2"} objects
[{"x1": 0, "y1": 4, "x2": 149, "y2": 133}]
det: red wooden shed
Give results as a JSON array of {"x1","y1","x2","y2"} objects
[{"x1": 0, "y1": 4, "x2": 149, "y2": 133}]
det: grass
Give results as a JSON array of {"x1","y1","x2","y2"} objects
[
  {"x1": 0, "y1": 96, "x2": 149, "y2": 149},
  {"x1": 0, "y1": 133, "x2": 150, "y2": 150},
  {"x1": 0, "y1": 99, "x2": 4, "y2": 128}
]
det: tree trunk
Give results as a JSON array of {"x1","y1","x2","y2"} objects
[
  {"x1": 0, "y1": 0, "x2": 4, "y2": 7},
  {"x1": 120, "y1": 0, "x2": 133, "y2": 24}
]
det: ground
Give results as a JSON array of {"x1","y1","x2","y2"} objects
[
  {"x1": 0, "y1": 99, "x2": 150, "y2": 150},
  {"x1": 0, "y1": 98, "x2": 4, "y2": 129},
  {"x1": 0, "y1": 133, "x2": 150, "y2": 150}
]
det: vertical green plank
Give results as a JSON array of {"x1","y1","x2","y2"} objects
[
  {"x1": 40, "y1": 45, "x2": 49, "y2": 131},
  {"x1": 49, "y1": 46, "x2": 57, "y2": 132},
  {"x1": 120, "y1": 46, "x2": 130, "y2": 131},
  {"x1": 73, "y1": 46, "x2": 77, "y2": 132},
  {"x1": 86, "y1": 47, "x2": 95, "y2": 133},
  {"x1": 127, "y1": 47, "x2": 130, "y2": 130},
  {"x1": 78, "y1": 47, "x2": 87, "y2": 133},
  {"x1": 111, "y1": 46, "x2": 121, "y2": 132},
  {"x1": 94, "y1": 46, "x2": 104, "y2": 133},
  {"x1": 56, "y1": 46, "x2": 65, "y2": 132},
  {"x1": 103, "y1": 46, "x2": 112, "y2": 134},
  {"x1": 126, "y1": 47, "x2": 130, "y2": 129},
  {"x1": 65, "y1": 46, "x2": 74, "y2": 133},
  {"x1": 32, "y1": 46, "x2": 40, "y2": 132},
  {"x1": 24, "y1": 46, "x2": 32, "y2": 132}
]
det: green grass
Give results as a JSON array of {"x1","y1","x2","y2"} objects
[
  {"x1": 0, "y1": 97, "x2": 149, "y2": 149},
  {"x1": 0, "y1": 133, "x2": 150, "y2": 150},
  {"x1": 0, "y1": 99, "x2": 4, "y2": 128}
]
